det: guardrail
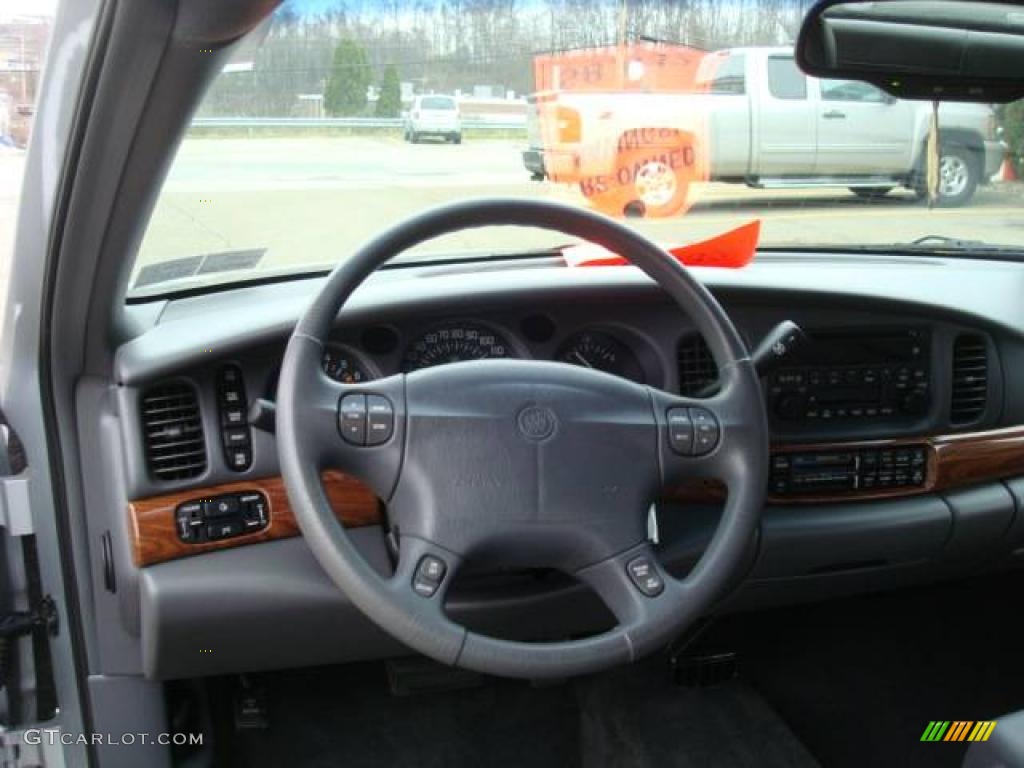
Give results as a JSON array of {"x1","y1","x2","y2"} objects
[{"x1": 190, "y1": 116, "x2": 526, "y2": 130}]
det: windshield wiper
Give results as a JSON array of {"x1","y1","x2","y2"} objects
[
  {"x1": 910, "y1": 235, "x2": 989, "y2": 249},
  {"x1": 766, "y1": 240, "x2": 1024, "y2": 261}
]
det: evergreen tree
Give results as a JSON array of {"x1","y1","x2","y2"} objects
[
  {"x1": 324, "y1": 37, "x2": 371, "y2": 116},
  {"x1": 376, "y1": 64, "x2": 402, "y2": 117}
]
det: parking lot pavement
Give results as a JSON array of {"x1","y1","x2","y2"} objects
[
  {"x1": 5, "y1": 137, "x2": 1024, "y2": 297},
  {"x1": 138, "y1": 136, "x2": 1024, "y2": 273}
]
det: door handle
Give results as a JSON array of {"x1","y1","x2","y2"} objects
[{"x1": 823, "y1": 109, "x2": 846, "y2": 119}]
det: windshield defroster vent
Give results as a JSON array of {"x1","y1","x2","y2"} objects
[
  {"x1": 140, "y1": 381, "x2": 207, "y2": 481},
  {"x1": 677, "y1": 334, "x2": 718, "y2": 396},
  {"x1": 951, "y1": 335, "x2": 988, "y2": 424}
]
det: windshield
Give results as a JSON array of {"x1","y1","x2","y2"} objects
[
  {"x1": 420, "y1": 96, "x2": 456, "y2": 110},
  {"x1": 131, "y1": 0, "x2": 1023, "y2": 295}
]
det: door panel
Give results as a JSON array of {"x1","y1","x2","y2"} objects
[
  {"x1": 814, "y1": 79, "x2": 915, "y2": 175},
  {"x1": 756, "y1": 55, "x2": 816, "y2": 176}
]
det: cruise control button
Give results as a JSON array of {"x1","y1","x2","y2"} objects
[
  {"x1": 690, "y1": 407, "x2": 720, "y2": 455},
  {"x1": 626, "y1": 556, "x2": 664, "y2": 597},
  {"x1": 667, "y1": 408, "x2": 694, "y2": 455},
  {"x1": 339, "y1": 394, "x2": 368, "y2": 445},
  {"x1": 366, "y1": 395, "x2": 395, "y2": 446}
]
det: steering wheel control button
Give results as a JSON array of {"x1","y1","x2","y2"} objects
[
  {"x1": 339, "y1": 394, "x2": 368, "y2": 445},
  {"x1": 667, "y1": 408, "x2": 695, "y2": 454},
  {"x1": 690, "y1": 407, "x2": 721, "y2": 455},
  {"x1": 366, "y1": 395, "x2": 395, "y2": 446},
  {"x1": 627, "y1": 556, "x2": 665, "y2": 597},
  {"x1": 412, "y1": 555, "x2": 447, "y2": 598}
]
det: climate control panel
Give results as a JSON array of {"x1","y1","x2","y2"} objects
[{"x1": 770, "y1": 445, "x2": 928, "y2": 497}]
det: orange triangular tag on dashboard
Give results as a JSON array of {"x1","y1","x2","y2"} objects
[{"x1": 563, "y1": 219, "x2": 760, "y2": 269}]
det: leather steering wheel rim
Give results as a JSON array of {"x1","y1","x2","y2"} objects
[{"x1": 277, "y1": 198, "x2": 768, "y2": 679}]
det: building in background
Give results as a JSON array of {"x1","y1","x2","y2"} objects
[{"x1": 0, "y1": 14, "x2": 52, "y2": 146}]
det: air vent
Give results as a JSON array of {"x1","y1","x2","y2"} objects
[
  {"x1": 677, "y1": 334, "x2": 718, "y2": 396},
  {"x1": 140, "y1": 381, "x2": 207, "y2": 481},
  {"x1": 951, "y1": 335, "x2": 988, "y2": 424}
]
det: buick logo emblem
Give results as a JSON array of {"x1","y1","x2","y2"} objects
[{"x1": 517, "y1": 405, "x2": 557, "y2": 442}]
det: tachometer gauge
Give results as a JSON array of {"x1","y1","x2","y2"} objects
[
  {"x1": 401, "y1": 322, "x2": 513, "y2": 372},
  {"x1": 557, "y1": 330, "x2": 645, "y2": 383},
  {"x1": 321, "y1": 345, "x2": 374, "y2": 383}
]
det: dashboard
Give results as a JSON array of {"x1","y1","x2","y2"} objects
[{"x1": 93, "y1": 255, "x2": 1024, "y2": 680}]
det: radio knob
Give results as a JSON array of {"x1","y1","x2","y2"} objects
[
  {"x1": 900, "y1": 390, "x2": 928, "y2": 417},
  {"x1": 774, "y1": 393, "x2": 805, "y2": 421}
]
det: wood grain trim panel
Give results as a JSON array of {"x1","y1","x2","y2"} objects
[
  {"x1": 127, "y1": 470, "x2": 380, "y2": 567},
  {"x1": 767, "y1": 425, "x2": 1024, "y2": 504},
  {"x1": 128, "y1": 426, "x2": 1024, "y2": 566},
  {"x1": 931, "y1": 426, "x2": 1024, "y2": 491}
]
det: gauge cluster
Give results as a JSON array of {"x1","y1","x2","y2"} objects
[{"x1": 311, "y1": 314, "x2": 664, "y2": 389}]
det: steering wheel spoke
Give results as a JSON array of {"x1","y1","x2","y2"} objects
[
  {"x1": 294, "y1": 338, "x2": 407, "y2": 501},
  {"x1": 649, "y1": 362, "x2": 768, "y2": 494},
  {"x1": 576, "y1": 542, "x2": 684, "y2": 629}
]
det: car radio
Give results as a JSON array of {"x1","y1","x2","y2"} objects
[{"x1": 767, "y1": 328, "x2": 930, "y2": 424}]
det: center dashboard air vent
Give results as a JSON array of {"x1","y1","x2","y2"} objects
[
  {"x1": 140, "y1": 380, "x2": 207, "y2": 481},
  {"x1": 950, "y1": 334, "x2": 988, "y2": 424},
  {"x1": 677, "y1": 334, "x2": 718, "y2": 396}
]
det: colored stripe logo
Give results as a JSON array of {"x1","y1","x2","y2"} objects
[{"x1": 921, "y1": 721, "x2": 997, "y2": 742}]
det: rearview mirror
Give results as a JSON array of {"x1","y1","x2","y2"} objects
[{"x1": 796, "y1": 0, "x2": 1024, "y2": 102}]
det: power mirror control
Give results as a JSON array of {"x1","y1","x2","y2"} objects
[{"x1": 175, "y1": 490, "x2": 269, "y2": 544}]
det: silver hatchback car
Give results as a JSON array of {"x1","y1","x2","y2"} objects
[{"x1": 403, "y1": 94, "x2": 462, "y2": 144}]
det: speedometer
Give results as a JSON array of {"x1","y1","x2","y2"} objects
[{"x1": 401, "y1": 322, "x2": 513, "y2": 372}]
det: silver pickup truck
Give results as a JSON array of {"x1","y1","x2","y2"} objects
[{"x1": 523, "y1": 46, "x2": 1004, "y2": 211}]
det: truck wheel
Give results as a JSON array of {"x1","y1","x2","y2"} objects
[
  {"x1": 851, "y1": 186, "x2": 893, "y2": 199},
  {"x1": 912, "y1": 145, "x2": 979, "y2": 207}
]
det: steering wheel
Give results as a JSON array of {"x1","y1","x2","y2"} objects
[{"x1": 277, "y1": 199, "x2": 768, "y2": 679}]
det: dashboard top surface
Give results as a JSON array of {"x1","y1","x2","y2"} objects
[{"x1": 116, "y1": 254, "x2": 1024, "y2": 386}]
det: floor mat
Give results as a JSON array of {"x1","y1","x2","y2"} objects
[
  {"x1": 711, "y1": 572, "x2": 1024, "y2": 768},
  {"x1": 230, "y1": 663, "x2": 580, "y2": 768},
  {"x1": 578, "y1": 662, "x2": 820, "y2": 768},
  {"x1": 227, "y1": 658, "x2": 816, "y2": 768}
]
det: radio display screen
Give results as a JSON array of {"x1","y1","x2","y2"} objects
[{"x1": 791, "y1": 330, "x2": 926, "y2": 366}]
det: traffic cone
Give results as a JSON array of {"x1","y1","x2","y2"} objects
[{"x1": 1001, "y1": 156, "x2": 1017, "y2": 182}]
